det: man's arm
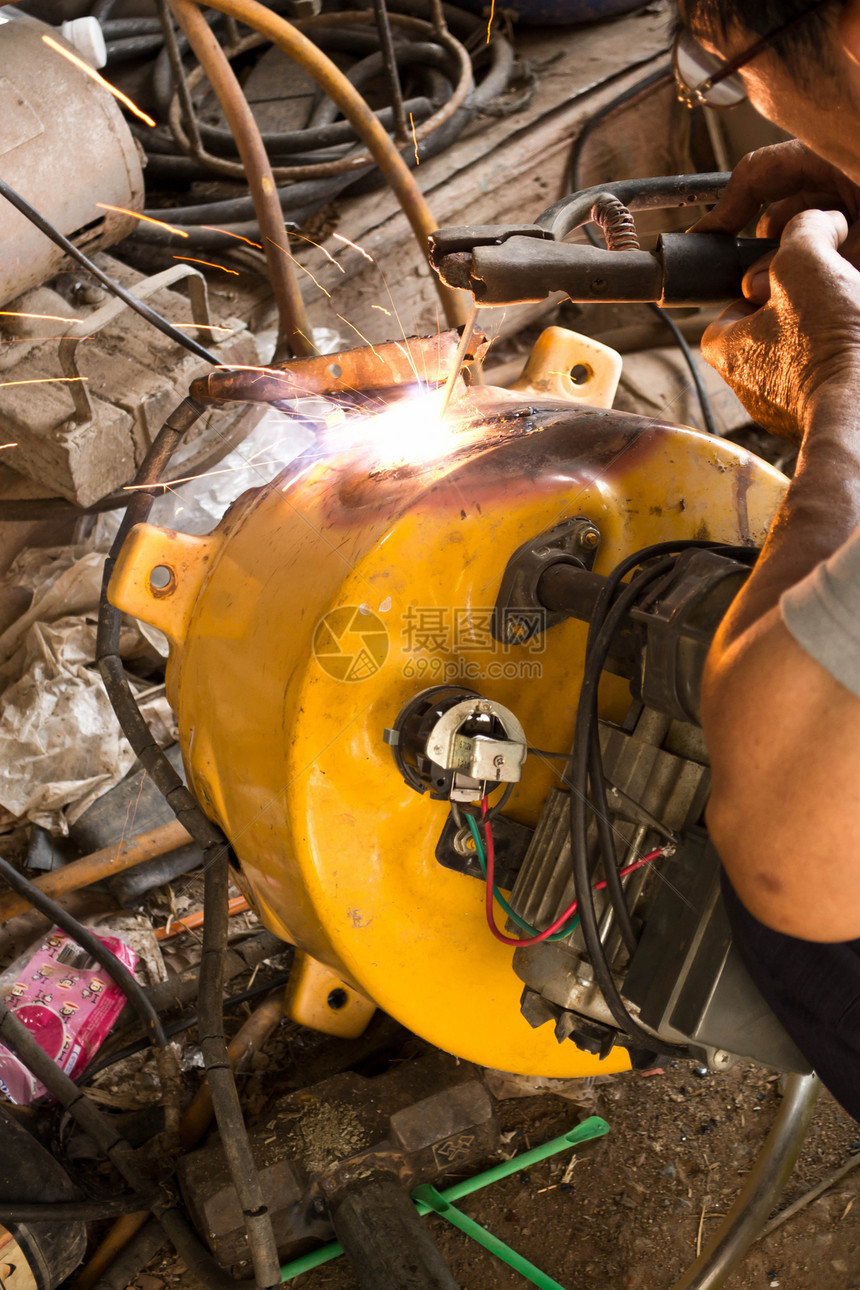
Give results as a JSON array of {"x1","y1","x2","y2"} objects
[{"x1": 700, "y1": 210, "x2": 860, "y2": 942}]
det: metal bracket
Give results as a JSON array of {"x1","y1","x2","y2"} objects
[
  {"x1": 58, "y1": 263, "x2": 213, "y2": 423},
  {"x1": 491, "y1": 516, "x2": 601, "y2": 646}
]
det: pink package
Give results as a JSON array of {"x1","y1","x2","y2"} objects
[{"x1": 0, "y1": 927, "x2": 137, "y2": 1104}]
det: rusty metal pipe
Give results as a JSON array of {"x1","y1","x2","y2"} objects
[
  {"x1": 180, "y1": 0, "x2": 469, "y2": 327},
  {"x1": 167, "y1": 0, "x2": 315, "y2": 360},
  {"x1": 0, "y1": 819, "x2": 192, "y2": 923},
  {"x1": 71, "y1": 992, "x2": 286, "y2": 1290}
]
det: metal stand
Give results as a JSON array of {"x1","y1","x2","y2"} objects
[{"x1": 670, "y1": 1073, "x2": 820, "y2": 1290}]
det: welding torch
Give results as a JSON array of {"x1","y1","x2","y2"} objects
[{"x1": 429, "y1": 173, "x2": 778, "y2": 308}]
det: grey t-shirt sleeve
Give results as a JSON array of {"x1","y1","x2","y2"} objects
[{"x1": 780, "y1": 524, "x2": 860, "y2": 700}]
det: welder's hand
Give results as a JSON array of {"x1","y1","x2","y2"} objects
[
  {"x1": 701, "y1": 208, "x2": 860, "y2": 441},
  {"x1": 691, "y1": 139, "x2": 860, "y2": 240}
]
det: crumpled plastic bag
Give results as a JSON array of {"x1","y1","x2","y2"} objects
[{"x1": 0, "y1": 615, "x2": 173, "y2": 832}]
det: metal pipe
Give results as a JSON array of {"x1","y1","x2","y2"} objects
[
  {"x1": 372, "y1": 0, "x2": 408, "y2": 142},
  {"x1": 187, "y1": 0, "x2": 469, "y2": 326},
  {"x1": 0, "y1": 819, "x2": 192, "y2": 923},
  {"x1": 670, "y1": 1073, "x2": 820, "y2": 1290},
  {"x1": 167, "y1": 0, "x2": 316, "y2": 359}
]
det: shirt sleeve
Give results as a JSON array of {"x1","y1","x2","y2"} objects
[{"x1": 780, "y1": 525, "x2": 860, "y2": 701}]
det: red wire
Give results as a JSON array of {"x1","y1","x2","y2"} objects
[{"x1": 481, "y1": 795, "x2": 663, "y2": 948}]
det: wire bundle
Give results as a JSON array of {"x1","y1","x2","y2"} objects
[{"x1": 95, "y1": 0, "x2": 518, "y2": 251}]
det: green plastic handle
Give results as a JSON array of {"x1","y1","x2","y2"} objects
[{"x1": 280, "y1": 1115, "x2": 609, "y2": 1282}]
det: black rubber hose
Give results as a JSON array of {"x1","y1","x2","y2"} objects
[
  {"x1": 106, "y1": 34, "x2": 165, "y2": 61},
  {"x1": 0, "y1": 178, "x2": 219, "y2": 366},
  {"x1": 198, "y1": 851, "x2": 282, "y2": 1290},
  {"x1": 0, "y1": 855, "x2": 169, "y2": 1049}
]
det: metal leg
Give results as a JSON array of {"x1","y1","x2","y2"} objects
[
  {"x1": 670, "y1": 1073, "x2": 820, "y2": 1290},
  {"x1": 372, "y1": 0, "x2": 408, "y2": 142}
]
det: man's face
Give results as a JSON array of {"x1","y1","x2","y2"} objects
[{"x1": 676, "y1": 1, "x2": 860, "y2": 184}]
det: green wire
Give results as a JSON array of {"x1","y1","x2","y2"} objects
[{"x1": 464, "y1": 813, "x2": 579, "y2": 941}]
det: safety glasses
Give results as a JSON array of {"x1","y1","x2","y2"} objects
[{"x1": 674, "y1": 0, "x2": 839, "y2": 109}]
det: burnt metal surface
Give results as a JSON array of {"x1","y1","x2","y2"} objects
[
  {"x1": 190, "y1": 328, "x2": 489, "y2": 407},
  {"x1": 178, "y1": 1050, "x2": 499, "y2": 1266}
]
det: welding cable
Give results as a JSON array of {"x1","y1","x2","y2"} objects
[
  {"x1": 0, "y1": 178, "x2": 219, "y2": 365},
  {"x1": 0, "y1": 854, "x2": 170, "y2": 1050},
  {"x1": 0, "y1": 1003, "x2": 242, "y2": 1290},
  {"x1": 566, "y1": 64, "x2": 719, "y2": 438},
  {"x1": 168, "y1": 0, "x2": 468, "y2": 326},
  {"x1": 197, "y1": 850, "x2": 282, "y2": 1290}
]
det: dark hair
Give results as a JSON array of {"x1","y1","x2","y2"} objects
[{"x1": 685, "y1": 0, "x2": 843, "y2": 78}]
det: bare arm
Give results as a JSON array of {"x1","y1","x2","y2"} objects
[{"x1": 701, "y1": 210, "x2": 860, "y2": 941}]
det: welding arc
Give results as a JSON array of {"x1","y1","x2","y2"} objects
[{"x1": 0, "y1": 177, "x2": 219, "y2": 365}]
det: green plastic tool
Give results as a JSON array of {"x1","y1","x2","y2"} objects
[{"x1": 280, "y1": 1115, "x2": 609, "y2": 1284}]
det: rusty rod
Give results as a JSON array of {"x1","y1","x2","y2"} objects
[
  {"x1": 167, "y1": 0, "x2": 316, "y2": 360},
  {"x1": 0, "y1": 819, "x2": 192, "y2": 923},
  {"x1": 71, "y1": 992, "x2": 286, "y2": 1290}
]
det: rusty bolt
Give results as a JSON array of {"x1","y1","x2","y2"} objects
[{"x1": 580, "y1": 528, "x2": 600, "y2": 549}]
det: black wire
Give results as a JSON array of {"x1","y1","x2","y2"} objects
[
  {"x1": 569, "y1": 556, "x2": 689, "y2": 1058},
  {"x1": 587, "y1": 724, "x2": 638, "y2": 956},
  {"x1": 568, "y1": 63, "x2": 719, "y2": 437},
  {"x1": 81, "y1": 968, "x2": 291, "y2": 1081},
  {"x1": 0, "y1": 856, "x2": 169, "y2": 1049},
  {"x1": 0, "y1": 177, "x2": 219, "y2": 366}
]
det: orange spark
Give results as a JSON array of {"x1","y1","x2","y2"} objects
[
  {"x1": 266, "y1": 239, "x2": 331, "y2": 298},
  {"x1": 41, "y1": 35, "x2": 156, "y2": 127},
  {"x1": 96, "y1": 204, "x2": 189, "y2": 238},
  {"x1": 486, "y1": 0, "x2": 495, "y2": 42},
  {"x1": 371, "y1": 305, "x2": 392, "y2": 316},
  {"x1": 0, "y1": 310, "x2": 83, "y2": 325},
  {"x1": 200, "y1": 226, "x2": 263, "y2": 249},
  {"x1": 172, "y1": 256, "x2": 239, "y2": 276},
  {"x1": 332, "y1": 232, "x2": 374, "y2": 264},
  {"x1": 164, "y1": 321, "x2": 232, "y2": 333},
  {"x1": 409, "y1": 113, "x2": 419, "y2": 165},
  {"x1": 289, "y1": 231, "x2": 344, "y2": 273},
  {"x1": 0, "y1": 443, "x2": 17, "y2": 449},
  {"x1": 0, "y1": 377, "x2": 88, "y2": 388}
]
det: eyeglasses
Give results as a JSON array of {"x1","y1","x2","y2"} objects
[{"x1": 674, "y1": 0, "x2": 838, "y2": 109}]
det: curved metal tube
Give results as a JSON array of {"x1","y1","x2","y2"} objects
[
  {"x1": 670, "y1": 1073, "x2": 820, "y2": 1290},
  {"x1": 168, "y1": 0, "x2": 315, "y2": 358},
  {"x1": 185, "y1": 0, "x2": 469, "y2": 325},
  {"x1": 537, "y1": 173, "x2": 731, "y2": 242}
]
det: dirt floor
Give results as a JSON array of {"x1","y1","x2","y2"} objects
[{"x1": 129, "y1": 1011, "x2": 860, "y2": 1290}]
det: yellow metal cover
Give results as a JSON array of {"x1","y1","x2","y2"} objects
[{"x1": 109, "y1": 390, "x2": 785, "y2": 1077}]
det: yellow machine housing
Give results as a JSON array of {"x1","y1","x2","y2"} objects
[{"x1": 108, "y1": 375, "x2": 786, "y2": 1078}]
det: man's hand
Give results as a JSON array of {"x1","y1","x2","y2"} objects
[
  {"x1": 701, "y1": 208, "x2": 860, "y2": 441},
  {"x1": 693, "y1": 138, "x2": 860, "y2": 238}
]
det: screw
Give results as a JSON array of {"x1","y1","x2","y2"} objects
[
  {"x1": 711, "y1": 1049, "x2": 732, "y2": 1069},
  {"x1": 580, "y1": 528, "x2": 599, "y2": 549}
]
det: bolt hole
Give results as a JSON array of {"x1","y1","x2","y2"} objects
[
  {"x1": 327, "y1": 362, "x2": 342, "y2": 379},
  {"x1": 327, "y1": 988, "x2": 348, "y2": 1011},
  {"x1": 149, "y1": 564, "x2": 173, "y2": 591},
  {"x1": 569, "y1": 364, "x2": 591, "y2": 386}
]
